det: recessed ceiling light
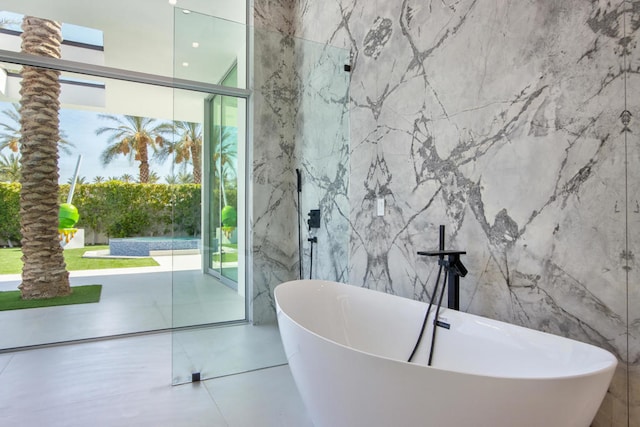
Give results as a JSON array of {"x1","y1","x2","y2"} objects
[
  {"x1": 192, "y1": 42, "x2": 199, "y2": 48},
  {"x1": 168, "y1": 0, "x2": 177, "y2": 4},
  {"x1": 182, "y1": 62, "x2": 189, "y2": 67}
]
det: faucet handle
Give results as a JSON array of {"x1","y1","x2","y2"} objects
[{"x1": 418, "y1": 250, "x2": 468, "y2": 278}]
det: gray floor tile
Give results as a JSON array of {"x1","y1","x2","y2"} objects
[
  {"x1": 0, "y1": 257, "x2": 306, "y2": 427},
  {"x1": 0, "y1": 332, "x2": 308, "y2": 427},
  {"x1": 0, "y1": 334, "x2": 173, "y2": 413},
  {"x1": 1, "y1": 381, "x2": 228, "y2": 427},
  {"x1": 0, "y1": 353, "x2": 12, "y2": 375},
  {"x1": 206, "y1": 365, "x2": 313, "y2": 427},
  {"x1": 172, "y1": 323, "x2": 287, "y2": 384}
]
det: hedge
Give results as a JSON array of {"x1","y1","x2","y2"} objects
[
  {"x1": 0, "y1": 182, "x2": 237, "y2": 245},
  {"x1": 0, "y1": 182, "x2": 20, "y2": 244}
]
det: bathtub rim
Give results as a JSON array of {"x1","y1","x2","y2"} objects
[{"x1": 275, "y1": 279, "x2": 618, "y2": 382}]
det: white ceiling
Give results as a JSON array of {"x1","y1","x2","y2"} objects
[{"x1": 0, "y1": 0, "x2": 247, "y2": 121}]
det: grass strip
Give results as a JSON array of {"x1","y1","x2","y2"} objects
[
  {"x1": 212, "y1": 252, "x2": 238, "y2": 263},
  {"x1": 0, "y1": 246, "x2": 159, "y2": 275},
  {"x1": 0, "y1": 285, "x2": 102, "y2": 311}
]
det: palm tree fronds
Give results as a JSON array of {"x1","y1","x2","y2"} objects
[
  {"x1": 1, "y1": 102, "x2": 74, "y2": 155},
  {"x1": 96, "y1": 114, "x2": 172, "y2": 183},
  {"x1": 0, "y1": 152, "x2": 21, "y2": 182}
]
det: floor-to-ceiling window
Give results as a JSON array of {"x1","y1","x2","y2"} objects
[
  {"x1": 0, "y1": 1, "x2": 252, "y2": 353},
  {"x1": 205, "y1": 65, "x2": 244, "y2": 289}
]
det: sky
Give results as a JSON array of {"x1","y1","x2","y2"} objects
[
  {"x1": 57, "y1": 108, "x2": 177, "y2": 183},
  {"x1": 0, "y1": 11, "x2": 104, "y2": 46},
  {"x1": 1, "y1": 101, "x2": 179, "y2": 184}
]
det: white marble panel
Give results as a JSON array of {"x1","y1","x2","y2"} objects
[
  {"x1": 295, "y1": 37, "x2": 350, "y2": 283},
  {"x1": 252, "y1": 28, "x2": 299, "y2": 323},
  {"x1": 625, "y1": 2, "x2": 640, "y2": 425},
  {"x1": 290, "y1": 0, "x2": 634, "y2": 425},
  {"x1": 253, "y1": 0, "x2": 640, "y2": 423},
  {"x1": 253, "y1": 0, "x2": 296, "y2": 35},
  {"x1": 251, "y1": 26, "x2": 350, "y2": 322}
]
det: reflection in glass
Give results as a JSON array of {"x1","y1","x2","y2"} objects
[
  {"x1": 173, "y1": 8, "x2": 246, "y2": 89},
  {"x1": 0, "y1": 74, "x2": 184, "y2": 349},
  {"x1": 209, "y1": 83, "x2": 242, "y2": 285}
]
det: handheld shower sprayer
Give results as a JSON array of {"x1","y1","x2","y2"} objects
[{"x1": 296, "y1": 169, "x2": 302, "y2": 279}]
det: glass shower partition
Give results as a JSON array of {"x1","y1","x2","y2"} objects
[
  {"x1": 171, "y1": 9, "x2": 250, "y2": 385},
  {"x1": 171, "y1": 9, "x2": 350, "y2": 385}
]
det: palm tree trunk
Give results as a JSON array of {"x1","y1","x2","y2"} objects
[
  {"x1": 18, "y1": 16, "x2": 70, "y2": 299},
  {"x1": 137, "y1": 137, "x2": 150, "y2": 183},
  {"x1": 218, "y1": 165, "x2": 228, "y2": 207},
  {"x1": 192, "y1": 145, "x2": 201, "y2": 184}
]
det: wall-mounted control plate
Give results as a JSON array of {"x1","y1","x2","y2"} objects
[
  {"x1": 308, "y1": 209, "x2": 321, "y2": 228},
  {"x1": 377, "y1": 198, "x2": 384, "y2": 216}
]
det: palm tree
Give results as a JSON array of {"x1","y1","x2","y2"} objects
[
  {"x1": 0, "y1": 152, "x2": 21, "y2": 182},
  {"x1": 164, "y1": 174, "x2": 178, "y2": 185},
  {"x1": 147, "y1": 171, "x2": 160, "y2": 184},
  {"x1": 0, "y1": 104, "x2": 20, "y2": 153},
  {"x1": 92, "y1": 176, "x2": 105, "y2": 183},
  {"x1": 0, "y1": 102, "x2": 74, "y2": 155},
  {"x1": 162, "y1": 121, "x2": 203, "y2": 184},
  {"x1": 212, "y1": 126, "x2": 237, "y2": 206},
  {"x1": 120, "y1": 173, "x2": 135, "y2": 183},
  {"x1": 178, "y1": 171, "x2": 194, "y2": 184},
  {"x1": 18, "y1": 16, "x2": 71, "y2": 299},
  {"x1": 66, "y1": 175, "x2": 87, "y2": 185},
  {"x1": 96, "y1": 115, "x2": 171, "y2": 183}
]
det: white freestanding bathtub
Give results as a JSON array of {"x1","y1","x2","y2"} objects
[{"x1": 275, "y1": 280, "x2": 617, "y2": 427}]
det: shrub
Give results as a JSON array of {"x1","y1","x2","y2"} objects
[
  {"x1": 0, "y1": 182, "x2": 208, "y2": 244},
  {"x1": 0, "y1": 182, "x2": 20, "y2": 245},
  {"x1": 61, "y1": 182, "x2": 202, "y2": 238},
  {"x1": 172, "y1": 184, "x2": 201, "y2": 236}
]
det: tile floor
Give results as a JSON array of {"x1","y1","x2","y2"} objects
[
  {"x1": 171, "y1": 323, "x2": 287, "y2": 384},
  {"x1": 0, "y1": 254, "x2": 307, "y2": 425},
  {"x1": 0, "y1": 332, "x2": 313, "y2": 427}
]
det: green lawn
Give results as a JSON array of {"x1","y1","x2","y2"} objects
[
  {"x1": 0, "y1": 245, "x2": 159, "y2": 275},
  {"x1": 0, "y1": 285, "x2": 102, "y2": 311},
  {"x1": 212, "y1": 251, "x2": 238, "y2": 263}
]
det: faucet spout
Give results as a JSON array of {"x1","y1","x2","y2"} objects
[{"x1": 417, "y1": 226, "x2": 467, "y2": 311}]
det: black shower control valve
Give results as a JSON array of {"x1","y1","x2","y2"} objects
[{"x1": 308, "y1": 209, "x2": 321, "y2": 229}]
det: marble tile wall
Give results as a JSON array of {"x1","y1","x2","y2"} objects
[
  {"x1": 251, "y1": 26, "x2": 299, "y2": 324},
  {"x1": 251, "y1": 2, "x2": 350, "y2": 323},
  {"x1": 269, "y1": 0, "x2": 639, "y2": 425},
  {"x1": 294, "y1": 40, "x2": 350, "y2": 284},
  {"x1": 626, "y1": 1, "x2": 640, "y2": 424}
]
